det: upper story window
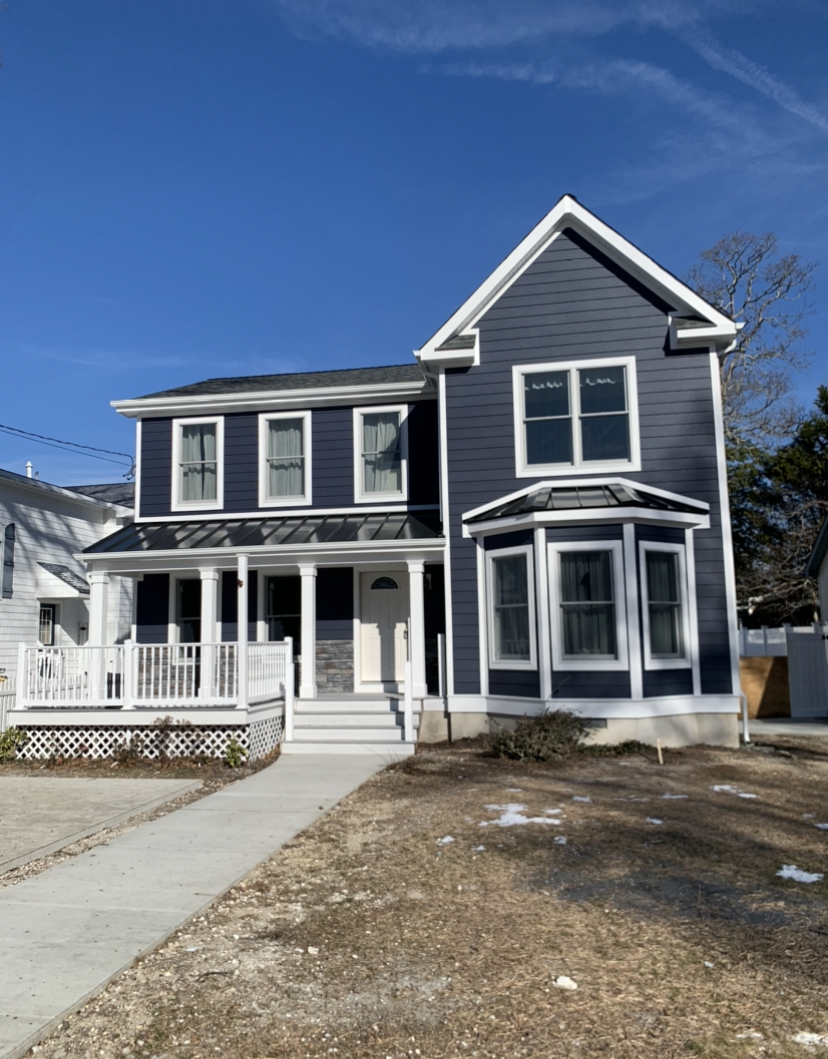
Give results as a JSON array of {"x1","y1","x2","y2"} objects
[
  {"x1": 171, "y1": 417, "x2": 223, "y2": 511},
  {"x1": 640, "y1": 541, "x2": 691, "y2": 669},
  {"x1": 512, "y1": 357, "x2": 640, "y2": 477},
  {"x1": 259, "y1": 411, "x2": 312, "y2": 507},
  {"x1": 353, "y1": 405, "x2": 408, "y2": 502}
]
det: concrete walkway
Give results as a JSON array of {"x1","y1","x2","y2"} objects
[
  {"x1": 749, "y1": 718, "x2": 828, "y2": 738},
  {"x1": 0, "y1": 777, "x2": 200, "y2": 875},
  {"x1": 0, "y1": 754, "x2": 390, "y2": 1059}
]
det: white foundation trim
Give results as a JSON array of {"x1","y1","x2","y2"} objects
[
  {"x1": 444, "y1": 693, "x2": 740, "y2": 717},
  {"x1": 623, "y1": 524, "x2": 643, "y2": 699}
]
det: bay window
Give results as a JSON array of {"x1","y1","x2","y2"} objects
[
  {"x1": 486, "y1": 545, "x2": 537, "y2": 670},
  {"x1": 259, "y1": 411, "x2": 311, "y2": 506},
  {"x1": 549, "y1": 541, "x2": 628, "y2": 670},
  {"x1": 640, "y1": 542, "x2": 690, "y2": 668},
  {"x1": 513, "y1": 358, "x2": 639, "y2": 476}
]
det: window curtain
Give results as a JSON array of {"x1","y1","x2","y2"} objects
[
  {"x1": 363, "y1": 412, "x2": 401, "y2": 493},
  {"x1": 180, "y1": 423, "x2": 217, "y2": 502},
  {"x1": 560, "y1": 551, "x2": 617, "y2": 657},
  {"x1": 268, "y1": 419, "x2": 304, "y2": 497},
  {"x1": 493, "y1": 554, "x2": 531, "y2": 661},
  {"x1": 646, "y1": 551, "x2": 684, "y2": 657}
]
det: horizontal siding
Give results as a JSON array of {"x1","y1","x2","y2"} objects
[
  {"x1": 448, "y1": 229, "x2": 732, "y2": 701},
  {"x1": 490, "y1": 670, "x2": 540, "y2": 698},
  {"x1": 643, "y1": 668, "x2": 694, "y2": 697}
]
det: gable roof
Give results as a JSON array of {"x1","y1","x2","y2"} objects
[
  {"x1": 65, "y1": 482, "x2": 135, "y2": 507},
  {"x1": 0, "y1": 467, "x2": 133, "y2": 513},
  {"x1": 415, "y1": 194, "x2": 739, "y2": 366},
  {"x1": 805, "y1": 515, "x2": 828, "y2": 578}
]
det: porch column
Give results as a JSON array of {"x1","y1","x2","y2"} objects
[
  {"x1": 88, "y1": 572, "x2": 110, "y2": 646},
  {"x1": 237, "y1": 554, "x2": 249, "y2": 710},
  {"x1": 200, "y1": 569, "x2": 219, "y2": 643},
  {"x1": 407, "y1": 560, "x2": 428, "y2": 699},
  {"x1": 299, "y1": 564, "x2": 317, "y2": 699}
]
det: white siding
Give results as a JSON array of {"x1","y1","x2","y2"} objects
[{"x1": 0, "y1": 479, "x2": 133, "y2": 684}]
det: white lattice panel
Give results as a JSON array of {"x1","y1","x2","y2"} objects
[
  {"x1": 249, "y1": 714, "x2": 283, "y2": 760},
  {"x1": 15, "y1": 724, "x2": 257, "y2": 761}
]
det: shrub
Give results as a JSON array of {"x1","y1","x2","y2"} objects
[
  {"x1": 490, "y1": 710, "x2": 589, "y2": 762},
  {"x1": 224, "y1": 737, "x2": 249, "y2": 769},
  {"x1": 0, "y1": 726, "x2": 27, "y2": 763}
]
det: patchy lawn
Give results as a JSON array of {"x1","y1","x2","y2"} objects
[{"x1": 25, "y1": 738, "x2": 828, "y2": 1059}]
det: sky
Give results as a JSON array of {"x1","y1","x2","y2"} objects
[{"x1": 1, "y1": 0, "x2": 826, "y2": 485}]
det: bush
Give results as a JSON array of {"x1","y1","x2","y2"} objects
[
  {"x1": 490, "y1": 710, "x2": 589, "y2": 762},
  {"x1": 224, "y1": 737, "x2": 249, "y2": 769},
  {"x1": 0, "y1": 727, "x2": 28, "y2": 763}
]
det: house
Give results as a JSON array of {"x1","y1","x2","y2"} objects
[
  {"x1": 805, "y1": 517, "x2": 828, "y2": 619},
  {"x1": 0, "y1": 469, "x2": 134, "y2": 695},
  {"x1": 8, "y1": 195, "x2": 742, "y2": 757}
]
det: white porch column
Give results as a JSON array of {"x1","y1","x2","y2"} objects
[
  {"x1": 299, "y1": 564, "x2": 317, "y2": 699},
  {"x1": 88, "y1": 572, "x2": 110, "y2": 646},
  {"x1": 200, "y1": 569, "x2": 219, "y2": 643},
  {"x1": 237, "y1": 555, "x2": 249, "y2": 710},
  {"x1": 407, "y1": 560, "x2": 428, "y2": 699}
]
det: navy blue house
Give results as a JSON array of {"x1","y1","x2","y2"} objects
[{"x1": 73, "y1": 195, "x2": 741, "y2": 752}]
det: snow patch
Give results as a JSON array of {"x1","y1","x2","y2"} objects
[
  {"x1": 471, "y1": 845, "x2": 485, "y2": 852},
  {"x1": 711, "y1": 784, "x2": 758, "y2": 799},
  {"x1": 553, "y1": 975, "x2": 578, "y2": 990},
  {"x1": 646, "y1": 818, "x2": 664, "y2": 825},
  {"x1": 554, "y1": 836, "x2": 567, "y2": 845},
  {"x1": 480, "y1": 803, "x2": 563, "y2": 828},
  {"x1": 815, "y1": 823, "x2": 828, "y2": 831},
  {"x1": 436, "y1": 836, "x2": 454, "y2": 846},
  {"x1": 777, "y1": 864, "x2": 825, "y2": 884},
  {"x1": 793, "y1": 1031, "x2": 828, "y2": 1047},
  {"x1": 572, "y1": 795, "x2": 591, "y2": 803},
  {"x1": 662, "y1": 793, "x2": 688, "y2": 800}
]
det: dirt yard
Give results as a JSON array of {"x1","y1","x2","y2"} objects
[{"x1": 23, "y1": 737, "x2": 828, "y2": 1059}]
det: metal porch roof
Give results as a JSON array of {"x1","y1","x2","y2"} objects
[
  {"x1": 84, "y1": 511, "x2": 443, "y2": 554},
  {"x1": 464, "y1": 483, "x2": 707, "y2": 524}
]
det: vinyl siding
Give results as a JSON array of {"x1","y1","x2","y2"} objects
[{"x1": 446, "y1": 229, "x2": 732, "y2": 700}]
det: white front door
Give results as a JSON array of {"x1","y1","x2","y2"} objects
[{"x1": 360, "y1": 573, "x2": 409, "y2": 684}]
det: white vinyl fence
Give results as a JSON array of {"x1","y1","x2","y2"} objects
[
  {"x1": 786, "y1": 625, "x2": 828, "y2": 719},
  {"x1": 0, "y1": 677, "x2": 15, "y2": 733},
  {"x1": 739, "y1": 625, "x2": 814, "y2": 657}
]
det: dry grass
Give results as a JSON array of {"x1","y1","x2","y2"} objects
[{"x1": 27, "y1": 738, "x2": 828, "y2": 1059}]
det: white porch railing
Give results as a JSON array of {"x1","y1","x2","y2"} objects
[{"x1": 17, "y1": 640, "x2": 292, "y2": 710}]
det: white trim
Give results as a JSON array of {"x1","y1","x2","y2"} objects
[
  {"x1": 133, "y1": 503, "x2": 438, "y2": 525},
  {"x1": 512, "y1": 357, "x2": 641, "y2": 478},
  {"x1": 639, "y1": 540, "x2": 692, "y2": 671},
  {"x1": 534, "y1": 527, "x2": 552, "y2": 701},
  {"x1": 437, "y1": 369, "x2": 455, "y2": 696},
  {"x1": 257, "y1": 410, "x2": 312, "y2": 508},
  {"x1": 134, "y1": 419, "x2": 143, "y2": 519},
  {"x1": 685, "y1": 528, "x2": 702, "y2": 695},
  {"x1": 485, "y1": 543, "x2": 538, "y2": 671},
  {"x1": 548, "y1": 539, "x2": 628, "y2": 671},
  {"x1": 352, "y1": 404, "x2": 409, "y2": 504},
  {"x1": 171, "y1": 416, "x2": 224, "y2": 513},
  {"x1": 709, "y1": 351, "x2": 741, "y2": 696},
  {"x1": 113, "y1": 380, "x2": 431, "y2": 419},
  {"x1": 415, "y1": 195, "x2": 737, "y2": 363},
  {"x1": 443, "y1": 693, "x2": 740, "y2": 718},
  {"x1": 465, "y1": 507, "x2": 710, "y2": 536},
  {"x1": 462, "y1": 476, "x2": 709, "y2": 524},
  {"x1": 476, "y1": 539, "x2": 489, "y2": 694},
  {"x1": 623, "y1": 524, "x2": 643, "y2": 698}
]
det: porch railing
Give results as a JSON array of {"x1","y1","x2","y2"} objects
[{"x1": 17, "y1": 640, "x2": 292, "y2": 710}]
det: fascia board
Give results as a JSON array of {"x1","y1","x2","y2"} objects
[
  {"x1": 463, "y1": 508, "x2": 710, "y2": 537},
  {"x1": 112, "y1": 381, "x2": 432, "y2": 419},
  {"x1": 805, "y1": 516, "x2": 828, "y2": 577},
  {"x1": 416, "y1": 195, "x2": 736, "y2": 360},
  {"x1": 461, "y1": 476, "x2": 710, "y2": 523}
]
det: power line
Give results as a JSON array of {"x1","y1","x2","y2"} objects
[{"x1": 0, "y1": 423, "x2": 135, "y2": 477}]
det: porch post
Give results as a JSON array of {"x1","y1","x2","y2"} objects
[
  {"x1": 237, "y1": 555, "x2": 249, "y2": 710},
  {"x1": 407, "y1": 560, "x2": 428, "y2": 699},
  {"x1": 88, "y1": 572, "x2": 110, "y2": 646},
  {"x1": 299, "y1": 564, "x2": 317, "y2": 699},
  {"x1": 200, "y1": 569, "x2": 219, "y2": 701}
]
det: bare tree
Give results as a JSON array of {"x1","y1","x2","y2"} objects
[{"x1": 687, "y1": 231, "x2": 817, "y2": 445}]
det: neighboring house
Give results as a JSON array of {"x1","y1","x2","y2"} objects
[
  {"x1": 0, "y1": 469, "x2": 134, "y2": 690},
  {"x1": 805, "y1": 517, "x2": 828, "y2": 619},
  {"x1": 9, "y1": 195, "x2": 743, "y2": 757}
]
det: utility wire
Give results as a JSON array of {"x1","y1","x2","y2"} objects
[{"x1": 0, "y1": 423, "x2": 135, "y2": 477}]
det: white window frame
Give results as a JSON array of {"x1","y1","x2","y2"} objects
[
  {"x1": 548, "y1": 540, "x2": 629, "y2": 671},
  {"x1": 353, "y1": 404, "x2": 409, "y2": 503},
  {"x1": 258, "y1": 410, "x2": 312, "y2": 508},
  {"x1": 512, "y1": 357, "x2": 641, "y2": 478},
  {"x1": 486, "y1": 543, "x2": 537, "y2": 672},
  {"x1": 171, "y1": 416, "x2": 224, "y2": 512},
  {"x1": 639, "y1": 540, "x2": 692, "y2": 670}
]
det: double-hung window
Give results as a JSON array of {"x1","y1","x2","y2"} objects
[
  {"x1": 172, "y1": 417, "x2": 223, "y2": 510},
  {"x1": 513, "y1": 357, "x2": 640, "y2": 476},
  {"x1": 259, "y1": 411, "x2": 311, "y2": 506},
  {"x1": 354, "y1": 406, "x2": 407, "y2": 502},
  {"x1": 640, "y1": 542, "x2": 691, "y2": 669},
  {"x1": 549, "y1": 541, "x2": 628, "y2": 671},
  {"x1": 486, "y1": 545, "x2": 537, "y2": 670}
]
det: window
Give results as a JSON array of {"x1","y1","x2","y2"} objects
[
  {"x1": 486, "y1": 545, "x2": 537, "y2": 670},
  {"x1": 0, "y1": 523, "x2": 14, "y2": 599},
  {"x1": 172, "y1": 417, "x2": 223, "y2": 510},
  {"x1": 39, "y1": 604, "x2": 56, "y2": 646},
  {"x1": 640, "y1": 542, "x2": 691, "y2": 669},
  {"x1": 549, "y1": 541, "x2": 628, "y2": 671},
  {"x1": 354, "y1": 406, "x2": 408, "y2": 501},
  {"x1": 266, "y1": 576, "x2": 301, "y2": 653},
  {"x1": 259, "y1": 412, "x2": 312, "y2": 507},
  {"x1": 513, "y1": 358, "x2": 640, "y2": 476}
]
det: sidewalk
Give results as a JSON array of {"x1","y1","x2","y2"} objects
[{"x1": 0, "y1": 754, "x2": 392, "y2": 1059}]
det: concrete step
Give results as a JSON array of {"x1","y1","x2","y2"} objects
[
  {"x1": 294, "y1": 712, "x2": 403, "y2": 729},
  {"x1": 291, "y1": 726, "x2": 408, "y2": 742},
  {"x1": 281, "y1": 741, "x2": 416, "y2": 758},
  {"x1": 295, "y1": 700, "x2": 406, "y2": 714}
]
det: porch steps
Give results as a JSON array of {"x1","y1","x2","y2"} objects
[{"x1": 282, "y1": 696, "x2": 418, "y2": 757}]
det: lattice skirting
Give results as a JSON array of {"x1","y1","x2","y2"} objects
[{"x1": 15, "y1": 715, "x2": 284, "y2": 762}]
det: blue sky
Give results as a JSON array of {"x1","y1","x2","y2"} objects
[{"x1": 1, "y1": 0, "x2": 826, "y2": 484}]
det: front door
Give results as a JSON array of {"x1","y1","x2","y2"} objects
[{"x1": 360, "y1": 573, "x2": 409, "y2": 684}]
